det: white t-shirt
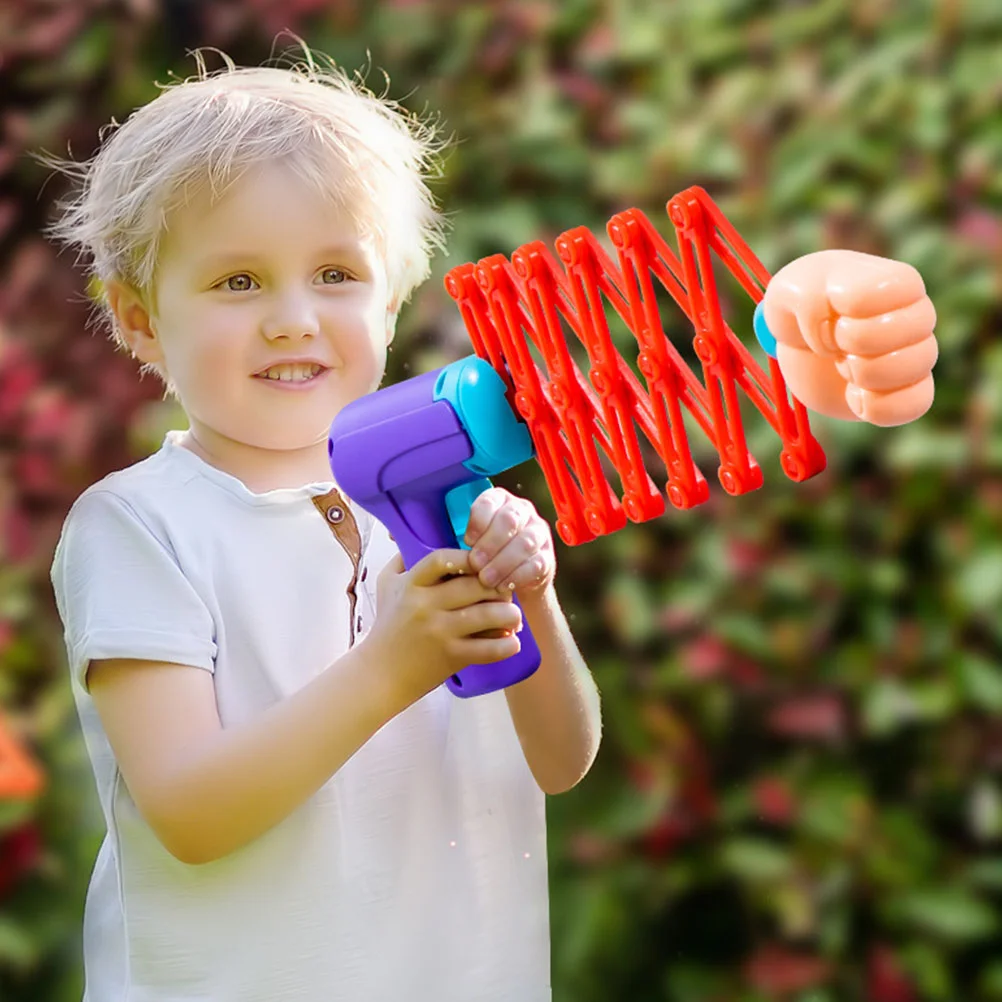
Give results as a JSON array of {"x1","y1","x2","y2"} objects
[{"x1": 50, "y1": 431, "x2": 550, "y2": 1002}]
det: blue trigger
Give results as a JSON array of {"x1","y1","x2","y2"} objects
[{"x1": 446, "y1": 478, "x2": 494, "y2": 549}]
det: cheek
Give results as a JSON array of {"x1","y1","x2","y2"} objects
[
  {"x1": 340, "y1": 316, "x2": 388, "y2": 387},
  {"x1": 362, "y1": 345, "x2": 388, "y2": 395},
  {"x1": 161, "y1": 322, "x2": 245, "y2": 396},
  {"x1": 367, "y1": 339, "x2": 388, "y2": 383}
]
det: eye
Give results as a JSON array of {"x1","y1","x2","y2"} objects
[
  {"x1": 222, "y1": 274, "x2": 258, "y2": 292},
  {"x1": 318, "y1": 267, "x2": 348, "y2": 285}
]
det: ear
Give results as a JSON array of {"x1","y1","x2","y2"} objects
[{"x1": 105, "y1": 280, "x2": 164, "y2": 366}]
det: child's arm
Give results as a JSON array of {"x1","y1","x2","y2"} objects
[
  {"x1": 88, "y1": 548, "x2": 522, "y2": 865},
  {"x1": 463, "y1": 488, "x2": 602, "y2": 795},
  {"x1": 503, "y1": 584, "x2": 602, "y2": 795},
  {"x1": 89, "y1": 648, "x2": 400, "y2": 865}
]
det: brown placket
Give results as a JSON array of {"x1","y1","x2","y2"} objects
[{"x1": 312, "y1": 488, "x2": 363, "y2": 647}]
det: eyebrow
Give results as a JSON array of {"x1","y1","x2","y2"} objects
[{"x1": 191, "y1": 244, "x2": 368, "y2": 274}]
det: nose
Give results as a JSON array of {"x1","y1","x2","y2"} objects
[{"x1": 260, "y1": 290, "x2": 320, "y2": 342}]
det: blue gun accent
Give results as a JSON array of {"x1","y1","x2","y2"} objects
[
  {"x1": 754, "y1": 300, "x2": 778, "y2": 359},
  {"x1": 434, "y1": 356, "x2": 535, "y2": 547}
]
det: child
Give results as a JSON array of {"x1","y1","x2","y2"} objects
[
  {"x1": 46, "y1": 48, "x2": 937, "y2": 1002},
  {"x1": 48, "y1": 51, "x2": 600, "y2": 1002}
]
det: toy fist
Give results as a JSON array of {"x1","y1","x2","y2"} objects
[{"x1": 761, "y1": 250, "x2": 938, "y2": 426}]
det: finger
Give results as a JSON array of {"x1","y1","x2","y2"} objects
[
  {"x1": 764, "y1": 251, "x2": 930, "y2": 358},
  {"x1": 451, "y1": 634, "x2": 522, "y2": 666},
  {"x1": 478, "y1": 526, "x2": 550, "y2": 590},
  {"x1": 433, "y1": 573, "x2": 516, "y2": 611},
  {"x1": 833, "y1": 296, "x2": 937, "y2": 356},
  {"x1": 469, "y1": 502, "x2": 533, "y2": 574},
  {"x1": 449, "y1": 599, "x2": 523, "y2": 638},
  {"x1": 763, "y1": 278, "x2": 837, "y2": 358},
  {"x1": 835, "y1": 334, "x2": 938, "y2": 393},
  {"x1": 408, "y1": 548, "x2": 474, "y2": 587},
  {"x1": 827, "y1": 253, "x2": 927, "y2": 320},
  {"x1": 502, "y1": 549, "x2": 554, "y2": 593},
  {"x1": 464, "y1": 487, "x2": 509, "y2": 545},
  {"x1": 845, "y1": 374, "x2": 935, "y2": 426},
  {"x1": 467, "y1": 595, "x2": 523, "y2": 641}
]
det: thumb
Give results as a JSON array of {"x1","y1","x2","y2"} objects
[
  {"x1": 763, "y1": 274, "x2": 838, "y2": 359},
  {"x1": 408, "y1": 548, "x2": 473, "y2": 587}
]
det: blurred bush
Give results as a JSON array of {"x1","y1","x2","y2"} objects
[{"x1": 2, "y1": 1, "x2": 1002, "y2": 1000}]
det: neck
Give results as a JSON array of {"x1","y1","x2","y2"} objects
[{"x1": 178, "y1": 425, "x2": 334, "y2": 493}]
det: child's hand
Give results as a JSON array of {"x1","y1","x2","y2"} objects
[
  {"x1": 762, "y1": 249, "x2": 938, "y2": 426},
  {"x1": 368, "y1": 548, "x2": 523, "y2": 703},
  {"x1": 464, "y1": 487, "x2": 556, "y2": 598}
]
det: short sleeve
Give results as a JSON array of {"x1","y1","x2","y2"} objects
[{"x1": 51, "y1": 489, "x2": 217, "y2": 692}]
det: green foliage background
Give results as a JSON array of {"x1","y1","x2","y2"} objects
[{"x1": 2, "y1": 1, "x2": 1001, "y2": 999}]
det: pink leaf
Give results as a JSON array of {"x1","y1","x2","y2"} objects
[
  {"x1": 766, "y1": 694, "x2": 846, "y2": 742},
  {"x1": 745, "y1": 944, "x2": 831, "y2": 996},
  {"x1": 752, "y1": 776, "x2": 797, "y2": 825},
  {"x1": 867, "y1": 946, "x2": 917, "y2": 1002}
]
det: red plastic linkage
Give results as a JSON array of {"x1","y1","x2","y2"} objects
[{"x1": 444, "y1": 186, "x2": 827, "y2": 547}]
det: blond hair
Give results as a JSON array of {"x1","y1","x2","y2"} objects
[{"x1": 44, "y1": 46, "x2": 449, "y2": 345}]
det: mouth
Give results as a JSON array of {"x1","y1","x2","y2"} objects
[{"x1": 253, "y1": 362, "x2": 331, "y2": 385}]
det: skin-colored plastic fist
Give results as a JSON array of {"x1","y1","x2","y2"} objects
[{"x1": 761, "y1": 250, "x2": 938, "y2": 426}]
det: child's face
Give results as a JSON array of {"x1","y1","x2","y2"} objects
[{"x1": 127, "y1": 162, "x2": 394, "y2": 457}]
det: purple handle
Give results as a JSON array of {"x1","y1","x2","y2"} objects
[{"x1": 328, "y1": 370, "x2": 540, "y2": 697}]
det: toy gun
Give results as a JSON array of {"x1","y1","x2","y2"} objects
[{"x1": 328, "y1": 187, "x2": 827, "y2": 698}]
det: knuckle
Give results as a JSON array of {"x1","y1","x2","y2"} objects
[
  {"x1": 517, "y1": 537, "x2": 541, "y2": 561},
  {"x1": 499, "y1": 510, "x2": 520, "y2": 534},
  {"x1": 429, "y1": 608, "x2": 451, "y2": 638}
]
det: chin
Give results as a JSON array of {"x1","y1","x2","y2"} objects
[{"x1": 232, "y1": 426, "x2": 329, "y2": 453}]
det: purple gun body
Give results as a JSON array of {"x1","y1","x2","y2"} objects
[{"x1": 328, "y1": 363, "x2": 541, "y2": 697}]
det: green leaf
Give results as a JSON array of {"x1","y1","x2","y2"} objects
[
  {"x1": 962, "y1": 858, "x2": 1002, "y2": 891},
  {"x1": 957, "y1": 655, "x2": 1002, "y2": 713},
  {"x1": 799, "y1": 778, "x2": 869, "y2": 847},
  {"x1": 0, "y1": 917, "x2": 39, "y2": 968},
  {"x1": 888, "y1": 888, "x2": 998, "y2": 943},
  {"x1": 862, "y1": 677, "x2": 918, "y2": 737},
  {"x1": 955, "y1": 548, "x2": 1002, "y2": 613},
  {"x1": 720, "y1": 837, "x2": 793, "y2": 882},
  {"x1": 603, "y1": 572, "x2": 656, "y2": 645}
]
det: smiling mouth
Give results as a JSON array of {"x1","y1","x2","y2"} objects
[{"x1": 254, "y1": 363, "x2": 329, "y2": 383}]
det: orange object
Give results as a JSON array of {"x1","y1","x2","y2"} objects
[
  {"x1": 0, "y1": 714, "x2": 44, "y2": 799},
  {"x1": 445, "y1": 186, "x2": 827, "y2": 546}
]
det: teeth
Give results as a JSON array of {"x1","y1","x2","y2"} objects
[{"x1": 261, "y1": 364, "x2": 321, "y2": 382}]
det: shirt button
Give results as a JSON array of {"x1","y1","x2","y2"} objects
[
  {"x1": 326, "y1": 505, "x2": 345, "y2": 525},
  {"x1": 360, "y1": 566, "x2": 368, "y2": 582}
]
